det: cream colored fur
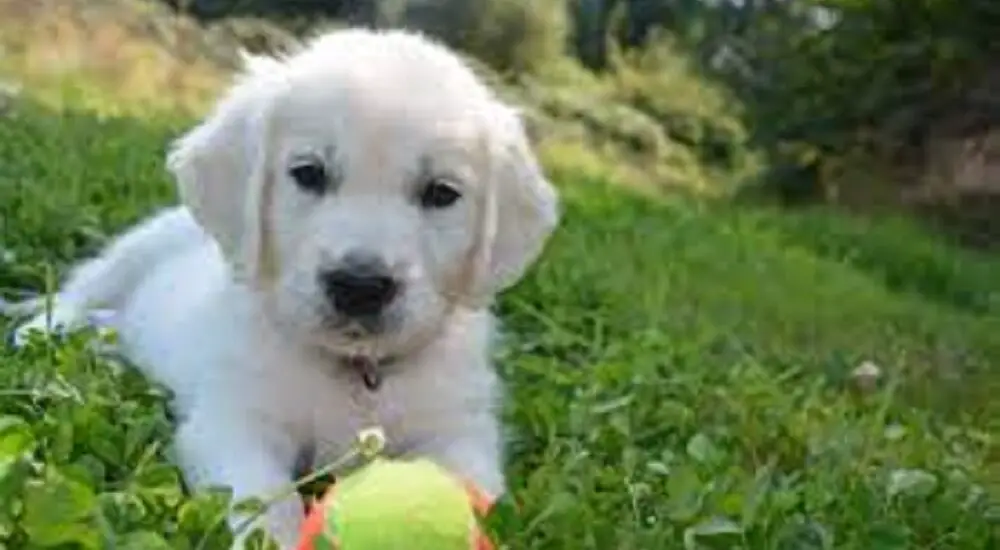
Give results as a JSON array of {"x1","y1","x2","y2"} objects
[{"x1": 10, "y1": 28, "x2": 559, "y2": 548}]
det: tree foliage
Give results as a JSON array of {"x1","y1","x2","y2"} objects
[
  {"x1": 569, "y1": 0, "x2": 1000, "y2": 198},
  {"x1": 654, "y1": 0, "x2": 1000, "y2": 198},
  {"x1": 729, "y1": 1, "x2": 1000, "y2": 156}
]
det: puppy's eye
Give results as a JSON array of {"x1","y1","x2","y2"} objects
[
  {"x1": 419, "y1": 180, "x2": 461, "y2": 209},
  {"x1": 289, "y1": 162, "x2": 328, "y2": 194}
]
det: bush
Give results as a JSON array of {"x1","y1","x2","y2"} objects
[
  {"x1": 715, "y1": 1, "x2": 1000, "y2": 203},
  {"x1": 401, "y1": 0, "x2": 571, "y2": 76},
  {"x1": 608, "y1": 33, "x2": 751, "y2": 174}
]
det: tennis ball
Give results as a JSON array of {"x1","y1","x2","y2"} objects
[{"x1": 296, "y1": 458, "x2": 495, "y2": 550}]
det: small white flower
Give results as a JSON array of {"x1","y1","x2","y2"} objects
[{"x1": 851, "y1": 360, "x2": 882, "y2": 391}]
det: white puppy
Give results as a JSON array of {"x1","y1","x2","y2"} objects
[{"x1": 10, "y1": 28, "x2": 559, "y2": 548}]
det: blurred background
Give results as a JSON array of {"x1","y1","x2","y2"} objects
[{"x1": 3, "y1": 0, "x2": 999, "y2": 245}]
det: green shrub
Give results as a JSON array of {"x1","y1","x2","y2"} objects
[
  {"x1": 402, "y1": 0, "x2": 571, "y2": 76},
  {"x1": 608, "y1": 33, "x2": 751, "y2": 175}
]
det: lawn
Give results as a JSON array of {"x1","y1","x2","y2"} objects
[{"x1": 1, "y1": 98, "x2": 998, "y2": 549}]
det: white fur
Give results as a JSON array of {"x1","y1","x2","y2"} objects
[{"x1": 9, "y1": 29, "x2": 558, "y2": 548}]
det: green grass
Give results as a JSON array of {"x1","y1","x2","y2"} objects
[{"x1": 1, "y1": 99, "x2": 998, "y2": 549}]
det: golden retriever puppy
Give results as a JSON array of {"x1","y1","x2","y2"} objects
[{"x1": 11, "y1": 28, "x2": 559, "y2": 548}]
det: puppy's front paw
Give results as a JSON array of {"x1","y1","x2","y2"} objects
[{"x1": 11, "y1": 306, "x2": 87, "y2": 348}]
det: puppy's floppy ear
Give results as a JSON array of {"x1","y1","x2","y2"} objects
[
  {"x1": 472, "y1": 106, "x2": 560, "y2": 300},
  {"x1": 165, "y1": 62, "x2": 281, "y2": 283}
]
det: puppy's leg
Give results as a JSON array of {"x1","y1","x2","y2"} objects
[
  {"x1": 409, "y1": 419, "x2": 507, "y2": 500},
  {"x1": 175, "y1": 406, "x2": 305, "y2": 550},
  {"x1": 11, "y1": 207, "x2": 203, "y2": 346}
]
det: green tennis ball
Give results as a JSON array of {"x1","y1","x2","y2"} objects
[{"x1": 297, "y1": 458, "x2": 495, "y2": 550}]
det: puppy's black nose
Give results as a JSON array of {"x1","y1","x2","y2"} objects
[{"x1": 320, "y1": 257, "x2": 398, "y2": 318}]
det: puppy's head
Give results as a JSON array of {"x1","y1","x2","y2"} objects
[{"x1": 166, "y1": 29, "x2": 559, "y2": 357}]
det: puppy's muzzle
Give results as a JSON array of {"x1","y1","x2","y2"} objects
[{"x1": 320, "y1": 253, "x2": 400, "y2": 319}]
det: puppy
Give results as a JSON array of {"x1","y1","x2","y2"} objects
[{"x1": 10, "y1": 28, "x2": 559, "y2": 548}]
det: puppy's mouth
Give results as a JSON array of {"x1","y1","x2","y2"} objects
[
  {"x1": 324, "y1": 313, "x2": 391, "y2": 339},
  {"x1": 313, "y1": 309, "x2": 406, "y2": 358}
]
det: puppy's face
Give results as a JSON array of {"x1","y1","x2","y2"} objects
[
  {"x1": 265, "y1": 85, "x2": 487, "y2": 353},
  {"x1": 167, "y1": 30, "x2": 559, "y2": 358}
]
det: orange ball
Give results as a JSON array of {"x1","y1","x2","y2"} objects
[{"x1": 295, "y1": 459, "x2": 495, "y2": 550}]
